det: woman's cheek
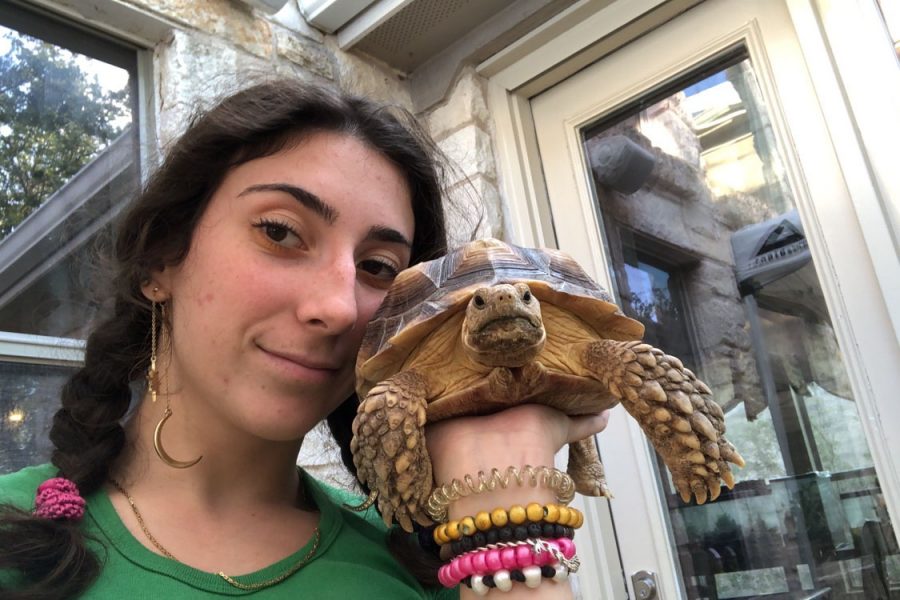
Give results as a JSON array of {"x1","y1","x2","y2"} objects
[{"x1": 360, "y1": 291, "x2": 389, "y2": 328}]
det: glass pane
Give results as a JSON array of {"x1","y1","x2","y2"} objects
[
  {"x1": 0, "y1": 360, "x2": 76, "y2": 474},
  {"x1": 583, "y1": 57, "x2": 899, "y2": 599},
  {"x1": 0, "y1": 14, "x2": 139, "y2": 338}
]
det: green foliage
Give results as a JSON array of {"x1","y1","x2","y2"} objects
[{"x1": 0, "y1": 32, "x2": 129, "y2": 236}]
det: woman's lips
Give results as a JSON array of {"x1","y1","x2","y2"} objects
[{"x1": 257, "y1": 345, "x2": 341, "y2": 383}]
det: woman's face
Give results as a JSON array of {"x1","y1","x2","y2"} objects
[{"x1": 155, "y1": 131, "x2": 415, "y2": 443}]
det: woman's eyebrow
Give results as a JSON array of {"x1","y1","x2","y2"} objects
[
  {"x1": 367, "y1": 225, "x2": 412, "y2": 248},
  {"x1": 239, "y1": 183, "x2": 338, "y2": 225}
]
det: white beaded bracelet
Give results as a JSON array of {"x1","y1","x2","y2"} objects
[{"x1": 469, "y1": 564, "x2": 570, "y2": 596}]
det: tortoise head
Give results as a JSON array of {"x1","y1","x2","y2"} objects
[{"x1": 461, "y1": 282, "x2": 546, "y2": 367}]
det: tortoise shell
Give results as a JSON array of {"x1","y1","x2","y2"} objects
[{"x1": 356, "y1": 238, "x2": 645, "y2": 398}]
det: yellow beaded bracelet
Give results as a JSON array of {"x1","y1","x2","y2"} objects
[
  {"x1": 426, "y1": 465, "x2": 576, "y2": 523},
  {"x1": 433, "y1": 503, "x2": 584, "y2": 545}
]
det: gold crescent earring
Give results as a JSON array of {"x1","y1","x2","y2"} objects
[
  {"x1": 154, "y1": 407, "x2": 202, "y2": 469},
  {"x1": 149, "y1": 300, "x2": 202, "y2": 469}
]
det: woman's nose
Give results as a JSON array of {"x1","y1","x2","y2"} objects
[{"x1": 298, "y1": 256, "x2": 358, "y2": 334}]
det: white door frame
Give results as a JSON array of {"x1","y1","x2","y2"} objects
[{"x1": 479, "y1": 0, "x2": 900, "y2": 598}]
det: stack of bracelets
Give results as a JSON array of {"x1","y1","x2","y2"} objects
[{"x1": 424, "y1": 465, "x2": 583, "y2": 596}]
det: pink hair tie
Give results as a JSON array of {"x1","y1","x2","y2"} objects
[{"x1": 34, "y1": 477, "x2": 86, "y2": 521}]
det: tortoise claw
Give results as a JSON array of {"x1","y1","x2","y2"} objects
[
  {"x1": 722, "y1": 469, "x2": 736, "y2": 489},
  {"x1": 693, "y1": 483, "x2": 708, "y2": 505},
  {"x1": 708, "y1": 480, "x2": 721, "y2": 502}
]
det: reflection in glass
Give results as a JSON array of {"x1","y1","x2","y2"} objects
[
  {"x1": 0, "y1": 361, "x2": 75, "y2": 474},
  {"x1": 584, "y1": 56, "x2": 898, "y2": 598},
  {"x1": 0, "y1": 10, "x2": 139, "y2": 339},
  {"x1": 0, "y1": 25, "x2": 131, "y2": 234}
]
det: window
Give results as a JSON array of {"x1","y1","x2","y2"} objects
[
  {"x1": 0, "y1": 2, "x2": 142, "y2": 472},
  {"x1": 583, "y1": 53, "x2": 898, "y2": 598}
]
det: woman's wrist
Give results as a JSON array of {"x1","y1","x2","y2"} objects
[
  {"x1": 428, "y1": 426, "x2": 560, "y2": 519},
  {"x1": 429, "y1": 443, "x2": 575, "y2": 599},
  {"x1": 425, "y1": 405, "x2": 584, "y2": 599},
  {"x1": 427, "y1": 407, "x2": 562, "y2": 483}
]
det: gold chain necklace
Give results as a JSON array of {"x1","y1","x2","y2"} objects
[{"x1": 109, "y1": 479, "x2": 320, "y2": 591}]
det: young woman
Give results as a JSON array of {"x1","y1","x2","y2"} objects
[{"x1": 0, "y1": 79, "x2": 608, "y2": 599}]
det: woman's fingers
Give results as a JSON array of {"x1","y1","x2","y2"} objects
[
  {"x1": 566, "y1": 409, "x2": 612, "y2": 443},
  {"x1": 427, "y1": 404, "x2": 615, "y2": 474}
]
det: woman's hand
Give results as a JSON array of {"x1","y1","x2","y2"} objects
[
  {"x1": 427, "y1": 404, "x2": 611, "y2": 486},
  {"x1": 425, "y1": 405, "x2": 612, "y2": 599}
]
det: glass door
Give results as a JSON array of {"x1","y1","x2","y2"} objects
[{"x1": 530, "y1": 1, "x2": 899, "y2": 598}]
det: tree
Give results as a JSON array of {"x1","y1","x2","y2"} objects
[{"x1": 0, "y1": 32, "x2": 129, "y2": 237}]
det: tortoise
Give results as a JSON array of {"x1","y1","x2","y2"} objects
[{"x1": 350, "y1": 238, "x2": 743, "y2": 531}]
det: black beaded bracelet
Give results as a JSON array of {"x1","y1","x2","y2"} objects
[{"x1": 449, "y1": 523, "x2": 575, "y2": 558}]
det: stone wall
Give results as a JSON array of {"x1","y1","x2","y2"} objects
[
  {"x1": 423, "y1": 65, "x2": 503, "y2": 247},
  {"x1": 134, "y1": 1, "x2": 411, "y2": 144}
]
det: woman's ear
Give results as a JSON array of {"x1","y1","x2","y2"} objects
[{"x1": 140, "y1": 272, "x2": 172, "y2": 303}]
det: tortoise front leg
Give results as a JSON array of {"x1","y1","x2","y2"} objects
[
  {"x1": 575, "y1": 340, "x2": 744, "y2": 504},
  {"x1": 351, "y1": 370, "x2": 433, "y2": 531}
]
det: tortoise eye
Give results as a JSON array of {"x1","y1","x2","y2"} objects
[
  {"x1": 473, "y1": 295, "x2": 486, "y2": 309},
  {"x1": 522, "y1": 290, "x2": 532, "y2": 303}
]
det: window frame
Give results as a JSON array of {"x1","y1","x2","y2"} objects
[{"x1": 0, "y1": 331, "x2": 84, "y2": 365}]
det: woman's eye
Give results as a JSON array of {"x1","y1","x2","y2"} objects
[
  {"x1": 253, "y1": 219, "x2": 302, "y2": 248},
  {"x1": 358, "y1": 258, "x2": 400, "y2": 281}
]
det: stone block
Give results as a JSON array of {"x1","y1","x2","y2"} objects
[
  {"x1": 647, "y1": 152, "x2": 706, "y2": 202},
  {"x1": 327, "y1": 39, "x2": 413, "y2": 110},
  {"x1": 691, "y1": 296, "x2": 751, "y2": 351},
  {"x1": 685, "y1": 260, "x2": 740, "y2": 304},
  {"x1": 712, "y1": 191, "x2": 777, "y2": 232},
  {"x1": 135, "y1": 0, "x2": 273, "y2": 58},
  {"x1": 641, "y1": 96, "x2": 701, "y2": 168},
  {"x1": 155, "y1": 30, "x2": 271, "y2": 147},
  {"x1": 701, "y1": 355, "x2": 738, "y2": 407},
  {"x1": 274, "y1": 27, "x2": 334, "y2": 80},
  {"x1": 437, "y1": 125, "x2": 496, "y2": 187},
  {"x1": 425, "y1": 66, "x2": 489, "y2": 140},
  {"x1": 444, "y1": 175, "x2": 503, "y2": 248}
]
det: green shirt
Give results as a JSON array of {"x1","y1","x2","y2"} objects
[{"x1": 0, "y1": 464, "x2": 457, "y2": 599}]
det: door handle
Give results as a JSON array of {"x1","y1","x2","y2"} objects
[{"x1": 631, "y1": 570, "x2": 659, "y2": 599}]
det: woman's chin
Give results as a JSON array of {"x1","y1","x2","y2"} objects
[{"x1": 239, "y1": 398, "x2": 346, "y2": 444}]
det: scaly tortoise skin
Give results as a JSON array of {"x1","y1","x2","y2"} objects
[{"x1": 351, "y1": 238, "x2": 743, "y2": 531}]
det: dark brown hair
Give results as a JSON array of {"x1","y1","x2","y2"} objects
[{"x1": 0, "y1": 79, "x2": 448, "y2": 598}]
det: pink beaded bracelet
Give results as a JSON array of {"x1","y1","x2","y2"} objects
[{"x1": 438, "y1": 538, "x2": 576, "y2": 588}]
